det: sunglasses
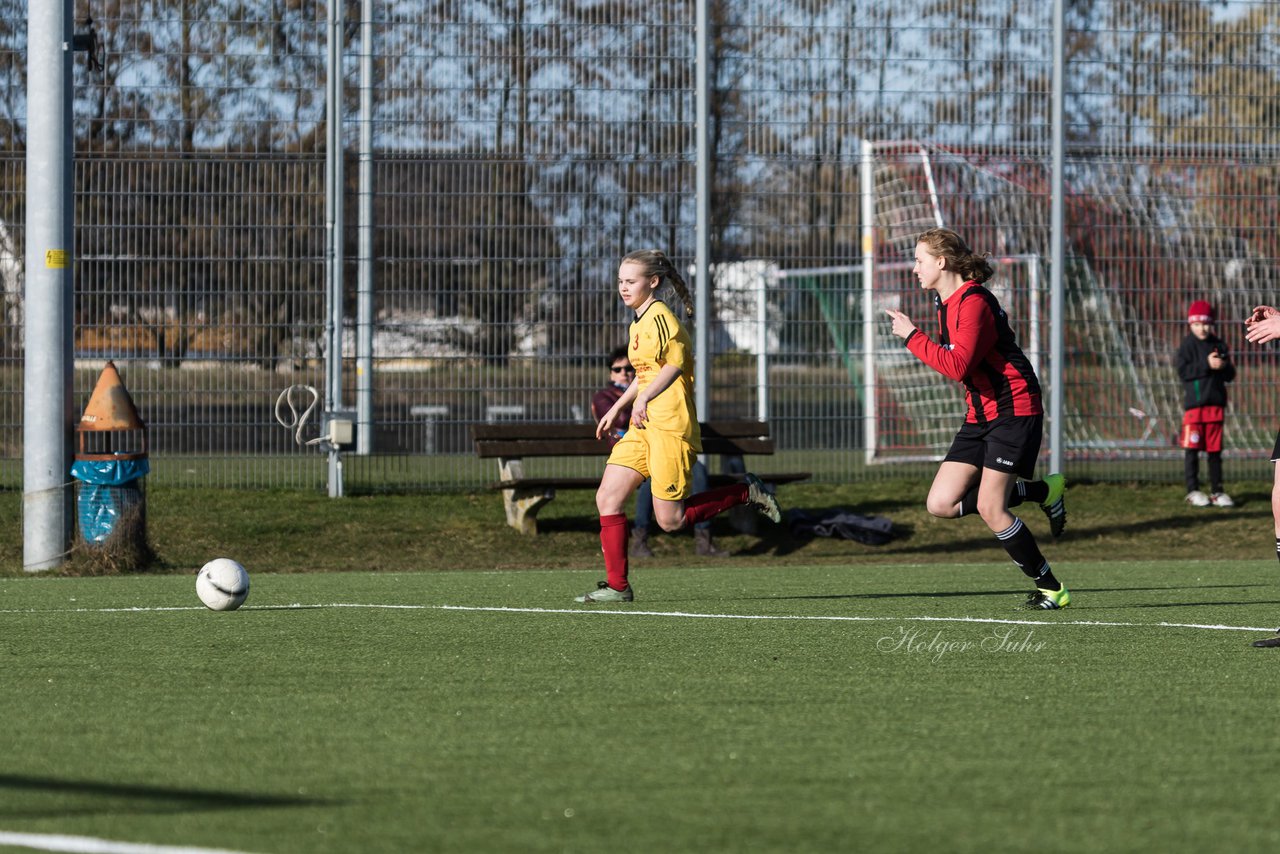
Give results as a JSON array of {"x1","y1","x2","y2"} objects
[{"x1": 611, "y1": 366, "x2": 635, "y2": 373}]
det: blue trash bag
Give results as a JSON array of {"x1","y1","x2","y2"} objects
[{"x1": 70, "y1": 459, "x2": 151, "y2": 544}]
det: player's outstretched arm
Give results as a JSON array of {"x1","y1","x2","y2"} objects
[
  {"x1": 1246, "y1": 305, "x2": 1279, "y2": 326},
  {"x1": 884, "y1": 308, "x2": 917, "y2": 340},
  {"x1": 596, "y1": 383, "x2": 639, "y2": 440},
  {"x1": 630, "y1": 364, "x2": 682, "y2": 429},
  {"x1": 1245, "y1": 307, "x2": 1280, "y2": 345}
]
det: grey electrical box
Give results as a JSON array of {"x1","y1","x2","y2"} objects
[
  {"x1": 322, "y1": 411, "x2": 357, "y2": 451},
  {"x1": 328, "y1": 419, "x2": 355, "y2": 446}
]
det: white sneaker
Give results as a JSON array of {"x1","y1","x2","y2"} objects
[
  {"x1": 1186, "y1": 490, "x2": 1211, "y2": 507},
  {"x1": 1210, "y1": 492, "x2": 1235, "y2": 508},
  {"x1": 574, "y1": 581, "x2": 635, "y2": 603}
]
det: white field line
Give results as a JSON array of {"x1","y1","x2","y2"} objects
[
  {"x1": 0, "y1": 601, "x2": 1275, "y2": 634},
  {"x1": 0, "y1": 830, "x2": 256, "y2": 854}
]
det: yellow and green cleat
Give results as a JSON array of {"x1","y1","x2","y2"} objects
[
  {"x1": 1040, "y1": 473, "x2": 1067, "y2": 538},
  {"x1": 1023, "y1": 585, "x2": 1070, "y2": 610}
]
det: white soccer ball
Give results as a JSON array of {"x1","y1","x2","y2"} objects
[{"x1": 196, "y1": 558, "x2": 250, "y2": 612}]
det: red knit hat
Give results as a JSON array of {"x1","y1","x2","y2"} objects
[{"x1": 1187, "y1": 300, "x2": 1214, "y2": 323}]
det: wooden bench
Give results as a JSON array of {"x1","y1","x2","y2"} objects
[{"x1": 471, "y1": 419, "x2": 810, "y2": 534}]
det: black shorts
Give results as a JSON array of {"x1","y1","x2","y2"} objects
[
  {"x1": 943, "y1": 415, "x2": 1044, "y2": 480},
  {"x1": 1272, "y1": 430, "x2": 1280, "y2": 462}
]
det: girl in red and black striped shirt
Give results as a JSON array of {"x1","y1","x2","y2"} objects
[{"x1": 885, "y1": 228, "x2": 1070, "y2": 610}]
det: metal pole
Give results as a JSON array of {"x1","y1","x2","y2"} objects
[
  {"x1": 356, "y1": 0, "x2": 374, "y2": 456},
  {"x1": 860, "y1": 139, "x2": 876, "y2": 466},
  {"x1": 756, "y1": 270, "x2": 768, "y2": 421},
  {"x1": 917, "y1": 145, "x2": 944, "y2": 226},
  {"x1": 325, "y1": 0, "x2": 345, "y2": 496},
  {"x1": 23, "y1": 0, "x2": 74, "y2": 571},
  {"x1": 1027, "y1": 257, "x2": 1041, "y2": 381},
  {"x1": 1049, "y1": 0, "x2": 1065, "y2": 473},
  {"x1": 693, "y1": 0, "x2": 710, "y2": 421}
]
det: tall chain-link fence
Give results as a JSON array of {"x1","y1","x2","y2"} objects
[{"x1": 1, "y1": 1, "x2": 1278, "y2": 491}]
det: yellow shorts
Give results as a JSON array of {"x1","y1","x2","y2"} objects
[{"x1": 607, "y1": 428, "x2": 698, "y2": 501}]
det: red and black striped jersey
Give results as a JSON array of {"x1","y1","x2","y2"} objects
[{"x1": 904, "y1": 281, "x2": 1042, "y2": 423}]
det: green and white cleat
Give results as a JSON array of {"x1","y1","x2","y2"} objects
[
  {"x1": 744, "y1": 472, "x2": 782, "y2": 523},
  {"x1": 574, "y1": 581, "x2": 634, "y2": 604},
  {"x1": 1023, "y1": 585, "x2": 1070, "y2": 610},
  {"x1": 1252, "y1": 630, "x2": 1280, "y2": 648},
  {"x1": 1040, "y1": 473, "x2": 1067, "y2": 538}
]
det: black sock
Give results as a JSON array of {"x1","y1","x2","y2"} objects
[
  {"x1": 1034, "y1": 566, "x2": 1062, "y2": 591},
  {"x1": 966, "y1": 482, "x2": 1044, "y2": 515},
  {"x1": 1275, "y1": 537, "x2": 1279, "y2": 565},
  {"x1": 995, "y1": 518, "x2": 1060, "y2": 589},
  {"x1": 1016, "y1": 480, "x2": 1049, "y2": 506}
]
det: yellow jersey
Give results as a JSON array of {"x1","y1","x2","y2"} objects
[{"x1": 628, "y1": 300, "x2": 702, "y2": 450}]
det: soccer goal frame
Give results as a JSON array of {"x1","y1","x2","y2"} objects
[
  {"x1": 859, "y1": 256, "x2": 1042, "y2": 465},
  {"x1": 858, "y1": 139, "x2": 1048, "y2": 465}
]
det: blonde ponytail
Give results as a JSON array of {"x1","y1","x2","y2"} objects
[{"x1": 622, "y1": 249, "x2": 695, "y2": 317}]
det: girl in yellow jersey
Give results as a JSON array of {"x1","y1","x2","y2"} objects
[{"x1": 576, "y1": 249, "x2": 781, "y2": 603}]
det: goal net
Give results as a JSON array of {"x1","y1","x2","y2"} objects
[{"x1": 857, "y1": 140, "x2": 1280, "y2": 465}]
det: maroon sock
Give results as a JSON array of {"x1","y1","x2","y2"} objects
[
  {"x1": 600, "y1": 514, "x2": 629, "y2": 591},
  {"x1": 682, "y1": 484, "x2": 749, "y2": 527}
]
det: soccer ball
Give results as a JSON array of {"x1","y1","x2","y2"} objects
[{"x1": 196, "y1": 558, "x2": 250, "y2": 612}]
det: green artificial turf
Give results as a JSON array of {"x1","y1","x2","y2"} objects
[
  {"x1": 2, "y1": 562, "x2": 1279, "y2": 853},
  {"x1": 2, "y1": 478, "x2": 1277, "y2": 576}
]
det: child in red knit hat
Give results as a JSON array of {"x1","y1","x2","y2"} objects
[{"x1": 1176, "y1": 299, "x2": 1234, "y2": 507}]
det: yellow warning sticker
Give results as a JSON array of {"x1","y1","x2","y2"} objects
[{"x1": 45, "y1": 249, "x2": 68, "y2": 269}]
